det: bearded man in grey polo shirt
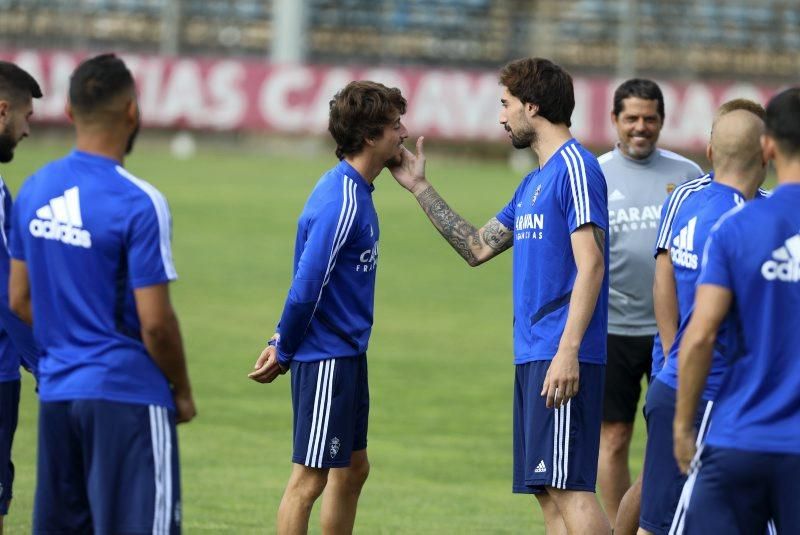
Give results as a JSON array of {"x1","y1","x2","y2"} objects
[{"x1": 596, "y1": 79, "x2": 702, "y2": 531}]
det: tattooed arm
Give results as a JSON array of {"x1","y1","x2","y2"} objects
[
  {"x1": 415, "y1": 185, "x2": 512, "y2": 266},
  {"x1": 541, "y1": 224, "x2": 606, "y2": 408},
  {"x1": 389, "y1": 137, "x2": 513, "y2": 266}
]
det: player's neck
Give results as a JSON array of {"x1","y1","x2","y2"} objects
[
  {"x1": 775, "y1": 157, "x2": 800, "y2": 186},
  {"x1": 344, "y1": 155, "x2": 380, "y2": 184},
  {"x1": 74, "y1": 131, "x2": 127, "y2": 165},
  {"x1": 715, "y1": 173, "x2": 760, "y2": 200},
  {"x1": 531, "y1": 122, "x2": 573, "y2": 168}
]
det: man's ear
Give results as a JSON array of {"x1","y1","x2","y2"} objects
[
  {"x1": 365, "y1": 137, "x2": 376, "y2": 147},
  {"x1": 526, "y1": 102, "x2": 539, "y2": 118},
  {"x1": 0, "y1": 100, "x2": 9, "y2": 124},
  {"x1": 760, "y1": 134, "x2": 775, "y2": 163},
  {"x1": 706, "y1": 142, "x2": 713, "y2": 166},
  {"x1": 125, "y1": 98, "x2": 139, "y2": 125},
  {"x1": 64, "y1": 100, "x2": 75, "y2": 124}
]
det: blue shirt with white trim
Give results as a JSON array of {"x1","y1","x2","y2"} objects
[
  {"x1": 650, "y1": 172, "x2": 768, "y2": 376},
  {"x1": 0, "y1": 177, "x2": 38, "y2": 382},
  {"x1": 9, "y1": 150, "x2": 177, "y2": 409},
  {"x1": 697, "y1": 184, "x2": 800, "y2": 454},
  {"x1": 275, "y1": 160, "x2": 380, "y2": 366},
  {"x1": 655, "y1": 181, "x2": 745, "y2": 399},
  {"x1": 496, "y1": 139, "x2": 609, "y2": 365}
]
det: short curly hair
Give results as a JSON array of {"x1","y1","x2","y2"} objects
[
  {"x1": 328, "y1": 81, "x2": 407, "y2": 160},
  {"x1": 499, "y1": 58, "x2": 574, "y2": 127}
]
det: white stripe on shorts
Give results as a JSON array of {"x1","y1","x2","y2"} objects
[
  {"x1": 669, "y1": 400, "x2": 713, "y2": 535},
  {"x1": 305, "y1": 360, "x2": 336, "y2": 468},
  {"x1": 149, "y1": 405, "x2": 172, "y2": 534}
]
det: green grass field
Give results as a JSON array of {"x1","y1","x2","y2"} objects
[{"x1": 2, "y1": 136, "x2": 648, "y2": 533}]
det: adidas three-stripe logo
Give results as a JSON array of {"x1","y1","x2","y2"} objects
[
  {"x1": 671, "y1": 216, "x2": 699, "y2": 269},
  {"x1": 762, "y1": 233, "x2": 800, "y2": 282},
  {"x1": 29, "y1": 186, "x2": 92, "y2": 248},
  {"x1": 534, "y1": 460, "x2": 547, "y2": 473}
]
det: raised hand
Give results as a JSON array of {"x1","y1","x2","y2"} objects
[{"x1": 389, "y1": 136, "x2": 427, "y2": 194}]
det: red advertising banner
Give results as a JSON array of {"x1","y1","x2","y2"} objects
[{"x1": 0, "y1": 49, "x2": 783, "y2": 151}]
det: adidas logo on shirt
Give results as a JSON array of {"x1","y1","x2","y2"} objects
[
  {"x1": 608, "y1": 189, "x2": 626, "y2": 202},
  {"x1": 534, "y1": 460, "x2": 547, "y2": 473},
  {"x1": 29, "y1": 186, "x2": 92, "y2": 248},
  {"x1": 671, "y1": 216, "x2": 699, "y2": 269},
  {"x1": 761, "y1": 234, "x2": 800, "y2": 282}
]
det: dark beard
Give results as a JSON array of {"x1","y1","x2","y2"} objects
[
  {"x1": 0, "y1": 131, "x2": 17, "y2": 163},
  {"x1": 125, "y1": 123, "x2": 140, "y2": 155},
  {"x1": 510, "y1": 126, "x2": 536, "y2": 149},
  {"x1": 384, "y1": 152, "x2": 402, "y2": 168}
]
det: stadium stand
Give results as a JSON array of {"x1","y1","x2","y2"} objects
[{"x1": 0, "y1": 0, "x2": 797, "y2": 79}]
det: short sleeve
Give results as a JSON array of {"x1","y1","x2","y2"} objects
[
  {"x1": 558, "y1": 146, "x2": 608, "y2": 233},
  {"x1": 653, "y1": 195, "x2": 673, "y2": 257},
  {"x1": 9, "y1": 186, "x2": 27, "y2": 261},
  {"x1": 127, "y1": 192, "x2": 178, "y2": 289},
  {"x1": 698, "y1": 220, "x2": 734, "y2": 290},
  {"x1": 496, "y1": 177, "x2": 527, "y2": 230}
]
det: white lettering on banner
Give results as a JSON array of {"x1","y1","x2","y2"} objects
[
  {"x1": 161, "y1": 60, "x2": 205, "y2": 125},
  {"x1": 307, "y1": 68, "x2": 357, "y2": 131},
  {"x1": 128, "y1": 57, "x2": 166, "y2": 125},
  {"x1": 661, "y1": 83, "x2": 715, "y2": 148},
  {"x1": 570, "y1": 78, "x2": 592, "y2": 141},
  {"x1": 410, "y1": 72, "x2": 499, "y2": 138},
  {"x1": 719, "y1": 83, "x2": 764, "y2": 105},
  {"x1": 259, "y1": 65, "x2": 315, "y2": 131},
  {"x1": 0, "y1": 49, "x2": 782, "y2": 149},
  {"x1": 207, "y1": 61, "x2": 247, "y2": 129}
]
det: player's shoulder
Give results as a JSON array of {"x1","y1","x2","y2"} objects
[
  {"x1": 112, "y1": 165, "x2": 171, "y2": 218},
  {"x1": 597, "y1": 149, "x2": 615, "y2": 166},
  {"x1": 656, "y1": 148, "x2": 703, "y2": 174},
  {"x1": 555, "y1": 140, "x2": 604, "y2": 179},
  {"x1": 668, "y1": 173, "x2": 713, "y2": 202}
]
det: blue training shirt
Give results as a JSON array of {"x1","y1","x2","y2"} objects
[
  {"x1": 698, "y1": 183, "x2": 800, "y2": 454},
  {"x1": 651, "y1": 171, "x2": 768, "y2": 376},
  {"x1": 0, "y1": 177, "x2": 38, "y2": 382},
  {"x1": 275, "y1": 160, "x2": 380, "y2": 366},
  {"x1": 496, "y1": 139, "x2": 609, "y2": 365},
  {"x1": 655, "y1": 181, "x2": 745, "y2": 399},
  {"x1": 9, "y1": 150, "x2": 177, "y2": 409}
]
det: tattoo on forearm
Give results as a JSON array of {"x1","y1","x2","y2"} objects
[
  {"x1": 592, "y1": 226, "x2": 605, "y2": 254},
  {"x1": 416, "y1": 186, "x2": 480, "y2": 264},
  {"x1": 482, "y1": 218, "x2": 513, "y2": 253}
]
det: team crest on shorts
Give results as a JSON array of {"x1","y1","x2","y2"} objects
[
  {"x1": 531, "y1": 184, "x2": 542, "y2": 206},
  {"x1": 330, "y1": 437, "x2": 341, "y2": 459},
  {"x1": 666, "y1": 183, "x2": 677, "y2": 194}
]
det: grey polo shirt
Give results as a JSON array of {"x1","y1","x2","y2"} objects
[{"x1": 599, "y1": 145, "x2": 703, "y2": 336}]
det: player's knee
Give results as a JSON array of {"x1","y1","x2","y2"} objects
[
  {"x1": 346, "y1": 458, "x2": 370, "y2": 490},
  {"x1": 287, "y1": 467, "x2": 328, "y2": 503},
  {"x1": 601, "y1": 422, "x2": 633, "y2": 455}
]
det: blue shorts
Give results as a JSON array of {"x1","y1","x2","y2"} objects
[
  {"x1": 34, "y1": 400, "x2": 181, "y2": 534},
  {"x1": 0, "y1": 380, "x2": 20, "y2": 515},
  {"x1": 513, "y1": 360, "x2": 604, "y2": 494},
  {"x1": 291, "y1": 355, "x2": 369, "y2": 468},
  {"x1": 640, "y1": 378, "x2": 713, "y2": 535},
  {"x1": 684, "y1": 446, "x2": 798, "y2": 534}
]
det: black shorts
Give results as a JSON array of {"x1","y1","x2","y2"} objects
[{"x1": 603, "y1": 334, "x2": 653, "y2": 423}]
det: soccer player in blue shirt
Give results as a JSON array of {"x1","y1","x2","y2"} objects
[
  {"x1": 390, "y1": 57, "x2": 611, "y2": 533},
  {"x1": 0, "y1": 60, "x2": 41, "y2": 535},
  {"x1": 638, "y1": 109, "x2": 767, "y2": 535},
  {"x1": 8, "y1": 53, "x2": 195, "y2": 534},
  {"x1": 248, "y1": 81, "x2": 407, "y2": 534},
  {"x1": 674, "y1": 87, "x2": 800, "y2": 532}
]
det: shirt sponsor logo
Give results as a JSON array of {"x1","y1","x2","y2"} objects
[
  {"x1": 515, "y1": 213, "x2": 544, "y2": 240},
  {"x1": 29, "y1": 186, "x2": 92, "y2": 248},
  {"x1": 761, "y1": 234, "x2": 800, "y2": 282},
  {"x1": 609, "y1": 204, "x2": 661, "y2": 232},
  {"x1": 671, "y1": 216, "x2": 699, "y2": 269},
  {"x1": 357, "y1": 241, "x2": 378, "y2": 272}
]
